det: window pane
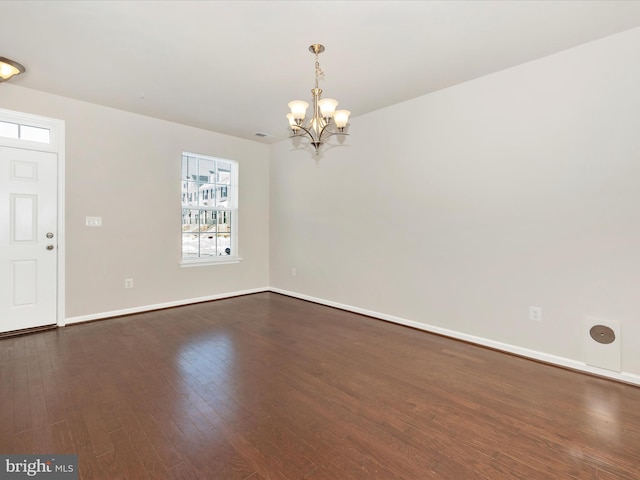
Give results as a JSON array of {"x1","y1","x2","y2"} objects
[
  {"x1": 182, "y1": 209, "x2": 200, "y2": 232},
  {"x1": 181, "y1": 182, "x2": 187, "y2": 205},
  {"x1": 20, "y1": 125, "x2": 50, "y2": 143},
  {"x1": 200, "y1": 235, "x2": 216, "y2": 257},
  {"x1": 0, "y1": 121, "x2": 19, "y2": 139},
  {"x1": 182, "y1": 233, "x2": 199, "y2": 257},
  {"x1": 217, "y1": 234, "x2": 231, "y2": 255},
  {"x1": 216, "y1": 186, "x2": 229, "y2": 207},
  {"x1": 199, "y1": 158, "x2": 215, "y2": 182},
  {"x1": 183, "y1": 182, "x2": 198, "y2": 206},
  {"x1": 186, "y1": 156, "x2": 198, "y2": 181},
  {"x1": 199, "y1": 183, "x2": 214, "y2": 206},
  {"x1": 181, "y1": 156, "x2": 189, "y2": 180},
  {"x1": 217, "y1": 211, "x2": 231, "y2": 233},
  {"x1": 200, "y1": 210, "x2": 216, "y2": 233},
  {"x1": 216, "y1": 163, "x2": 231, "y2": 184}
]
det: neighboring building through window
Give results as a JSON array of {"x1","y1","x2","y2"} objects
[{"x1": 181, "y1": 152, "x2": 238, "y2": 264}]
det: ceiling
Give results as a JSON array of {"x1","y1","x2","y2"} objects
[{"x1": 2, "y1": 0, "x2": 640, "y2": 144}]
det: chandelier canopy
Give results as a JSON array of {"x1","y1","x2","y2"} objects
[{"x1": 286, "y1": 44, "x2": 351, "y2": 155}]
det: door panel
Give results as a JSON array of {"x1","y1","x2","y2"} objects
[{"x1": 0, "y1": 146, "x2": 57, "y2": 332}]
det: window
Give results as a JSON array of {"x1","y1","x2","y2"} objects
[
  {"x1": 0, "y1": 121, "x2": 51, "y2": 144},
  {"x1": 181, "y1": 152, "x2": 239, "y2": 265}
]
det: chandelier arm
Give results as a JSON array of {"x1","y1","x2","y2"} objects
[
  {"x1": 317, "y1": 122, "x2": 330, "y2": 141},
  {"x1": 318, "y1": 123, "x2": 351, "y2": 140},
  {"x1": 288, "y1": 129, "x2": 349, "y2": 142},
  {"x1": 290, "y1": 124, "x2": 349, "y2": 141},
  {"x1": 327, "y1": 130, "x2": 350, "y2": 137},
  {"x1": 289, "y1": 124, "x2": 316, "y2": 141},
  {"x1": 318, "y1": 130, "x2": 350, "y2": 141},
  {"x1": 318, "y1": 122, "x2": 339, "y2": 142}
]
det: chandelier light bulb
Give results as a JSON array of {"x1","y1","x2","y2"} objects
[
  {"x1": 318, "y1": 98, "x2": 339, "y2": 119},
  {"x1": 0, "y1": 63, "x2": 18, "y2": 78},
  {"x1": 286, "y1": 113, "x2": 300, "y2": 130},
  {"x1": 0, "y1": 56, "x2": 26, "y2": 82},
  {"x1": 288, "y1": 100, "x2": 309, "y2": 121},
  {"x1": 334, "y1": 110, "x2": 351, "y2": 129}
]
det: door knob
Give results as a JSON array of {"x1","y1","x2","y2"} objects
[{"x1": 46, "y1": 245, "x2": 55, "y2": 250}]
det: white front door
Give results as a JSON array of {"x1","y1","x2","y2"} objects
[{"x1": 0, "y1": 146, "x2": 58, "y2": 332}]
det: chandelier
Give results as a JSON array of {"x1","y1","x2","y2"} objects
[
  {"x1": 0, "y1": 57, "x2": 26, "y2": 83},
  {"x1": 286, "y1": 44, "x2": 351, "y2": 155}
]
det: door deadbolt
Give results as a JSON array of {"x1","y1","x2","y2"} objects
[
  {"x1": 46, "y1": 245, "x2": 55, "y2": 250},
  {"x1": 46, "y1": 232, "x2": 54, "y2": 239}
]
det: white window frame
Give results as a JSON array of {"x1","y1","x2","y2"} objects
[{"x1": 180, "y1": 151, "x2": 240, "y2": 267}]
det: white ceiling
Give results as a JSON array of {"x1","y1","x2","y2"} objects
[{"x1": 2, "y1": 0, "x2": 640, "y2": 144}]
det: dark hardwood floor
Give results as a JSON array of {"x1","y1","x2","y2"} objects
[{"x1": 1, "y1": 292, "x2": 639, "y2": 479}]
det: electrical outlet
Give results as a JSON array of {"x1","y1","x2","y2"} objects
[
  {"x1": 124, "y1": 278, "x2": 134, "y2": 289},
  {"x1": 291, "y1": 267, "x2": 297, "y2": 277},
  {"x1": 529, "y1": 306, "x2": 542, "y2": 321}
]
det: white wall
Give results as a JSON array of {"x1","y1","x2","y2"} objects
[
  {"x1": 0, "y1": 85, "x2": 270, "y2": 319},
  {"x1": 270, "y1": 27, "x2": 640, "y2": 378},
  {"x1": 2, "y1": 26, "x2": 638, "y2": 381}
]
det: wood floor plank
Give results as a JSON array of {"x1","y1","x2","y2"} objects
[
  {"x1": 10, "y1": 429, "x2": 34, "y2": 455},
  {"x1": 95, "y1": 448, "x2": 128, "y2": 480},
  {"x1": 82, "y1": 400, "x2": 117, "y2": 457},
  {"x1": 0, "y1": 343, "x2": 15, "y2": 451},
  {"x1": 39, "y1": 353, "x2": 67, "y2": 426},
  {"x1": 126, "y1": 404, "x2": 184, "y2": 471},
  {"x1": 166, "y1": 461, "x2": 202, "y2": 480},
  {"x1": 1, "y1": 292, "x2": 639, "y2": 479},
  {"x1": 11, "y1": 337, "x2": 32, "y2": 435},
  {"x1": 49, "y1": 420, "x2": 75, "y2": 454},
  {"x1": 108, "y1": 426, "x2": 151, "y2": 480}
]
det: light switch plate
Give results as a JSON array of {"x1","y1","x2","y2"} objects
[{"x1": 86, "y1": 216, "x2": 102, "y2": 227}]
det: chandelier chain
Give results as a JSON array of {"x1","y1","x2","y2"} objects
[{"x1": 314, "y1": 53, "x2": 324, "y2": 90}]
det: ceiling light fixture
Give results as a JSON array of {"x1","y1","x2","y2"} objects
[
  {"x1": 0, "y1": 57, "x2": 26, "y2": 83},
  {"x1": 287, "y1": 44, "x2": 351, "y2": 155}
]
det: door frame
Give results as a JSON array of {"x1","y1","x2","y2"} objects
[{"x1": 0, "y1": 107, "x2": 65, "y2": 327}]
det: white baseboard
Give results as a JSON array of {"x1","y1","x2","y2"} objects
[
  {"x1": 269, "y1": 288, "x2": 640, "y2": 387},
  {"x1": 61, "y1": 285, "x2": 640, "y2": 386},
  {"x1": 63, "y1": 287, "x2": 270, "y2": 325}
]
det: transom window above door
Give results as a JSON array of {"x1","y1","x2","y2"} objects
[{"x1": 0, "y1": 120, "x2": 51, "y2": 144}]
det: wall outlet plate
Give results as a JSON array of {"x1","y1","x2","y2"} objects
[{"x1": 86, "y1": 216, "x2": 102, "y2": 227}]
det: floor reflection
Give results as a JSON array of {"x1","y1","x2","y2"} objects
[
  {"x1": 583, "y1": 382, "x2": 621, "y2": 443},
  {"x1": 177, "y1": 332, "x2": 236, "y2": 388},
  {"x1": 175, "y1": 332, "x2": 238, "y2": 437}
]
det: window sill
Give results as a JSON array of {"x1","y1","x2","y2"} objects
[{"x1": 180, "y1": 257, "x2": 242, "y2": 268}]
